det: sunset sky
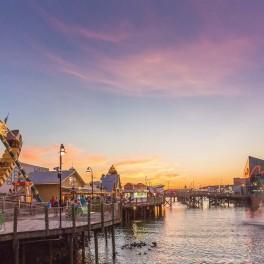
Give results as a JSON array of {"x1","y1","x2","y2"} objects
[{"x1": 1, "y1": 1, "x2": 264, "y2": 187}]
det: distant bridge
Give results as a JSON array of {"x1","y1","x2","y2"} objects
[{"x1": 165, "y1": 190, "x2": 250, "y2": 208}]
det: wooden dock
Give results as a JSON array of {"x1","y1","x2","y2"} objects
[
  {"x1": 0, "y1": 195, "x2": 171, "y2": 263},
  {"x1": 0, "y1": 199, "x2": 121, "y2": 264},
  {"x1": 174, "y1": 191, "x2": 250, "y2": 208}
]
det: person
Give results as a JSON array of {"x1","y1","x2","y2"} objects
[
  {"x1": 80, "y1": 195, "x2": 86, "y2": 207},
  {"x1": 53, "y1": 197, "x2": 59, "y2": 216},
  {"x1": 50, "y1": 196, "x2": 55, "y2": 207},
  {"x1": 54, "y1": 197, "x2": 59, "y2": 207}
]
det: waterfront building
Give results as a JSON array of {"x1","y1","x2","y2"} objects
[
  {"x1": 101, "y1": 165, "x2": 121, "y2": 194},
  {"x1": 233, "y1": 177, "x2": 248, "y2": 194},
  {"x1": 0, "y1": 162, "x2": 49, "y2": 194},
  {"x1": 29, "y1": 167, "x2": 85, "y2": 201},
  {"x1": 123, "y1": 182, "x2": 149, "y2": 201},
  {"x1": 199, "y1": 185, "x2": 233, "y2": 193},
  {"x1": 124, "y1": 182, "x2": 147, "y2": 191},
  {"x1": 244, "y1": 156, "x2": 264, "y2": 193},
  {"x1": 148, "y1": 184, "x2": 165, "y2": 194}
]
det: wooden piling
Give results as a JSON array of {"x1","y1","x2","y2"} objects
[
  {"x1": 45, "y1": 206, "x2": 49, "y2": 236},
  {"x1": 22, "y1": 244, "x2": 26, "y2": 264},
  {"x1": 49, "y1": 241, "x2": 53, "y2": 264},
  {"x1": 13, "y1": 206, "x2": 19, "y2": 264},
  {"x1": 69, "y1": 235, "x2": 74, "y2": 264},
  {"x1": 100, "y1": 198, "x2": 104, "y2": 231},
  {"x1": 81, "y1": 231, "x2": 85, "y2": 262},
  {"x1": 111, "y1": 225, "x2": 116, "y2": 259},
  {"x1": 94, "y1": 230, "x2": 99, "y2": 264},
  {"x1": 111, "y1": 201, "x2": 116, "y2": 259},
  {"x1": 104, "y1": 228, "x2": 108, "y2": 245}
]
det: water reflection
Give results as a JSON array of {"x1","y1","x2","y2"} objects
[{"x1": 84, "y1": 202, "x2": 264, "y2": 264}]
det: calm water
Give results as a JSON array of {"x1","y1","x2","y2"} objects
[{"x1": 85, "y1": 203, "x2": 264, "y2": 264}]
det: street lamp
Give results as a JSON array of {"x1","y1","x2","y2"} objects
[
  {"x1": 86, "y1": 167, "x2": 93, "y2": 199},
  {"x1": 58, "y1": 144, "x2": 66, "y2": 228}
]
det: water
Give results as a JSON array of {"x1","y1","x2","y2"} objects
[{"x1": 86, "y1": 203, "x2": 264, "y2": 264}]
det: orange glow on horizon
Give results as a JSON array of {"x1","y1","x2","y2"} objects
[{"x1": 19, "y1": 144, "x2": 241, "y2": 188}]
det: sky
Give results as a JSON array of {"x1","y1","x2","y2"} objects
[{"x1": 1, "y1": 0, "x2": 264, "y2": 188}]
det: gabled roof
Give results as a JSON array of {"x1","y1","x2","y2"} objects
[
  {"x1": 101, "y1": 174, "x2": 120, "y2": 192},
  {"x1": 108, "y1": 165, "x2": 118, "y2": 175},
  {"x1": 29, "y1": 169, "x2": 84, "y2": 185}
]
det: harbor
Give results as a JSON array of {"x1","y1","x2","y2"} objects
[{"x1": 2, "y1": 1, "x2": 264, "y2": 263}]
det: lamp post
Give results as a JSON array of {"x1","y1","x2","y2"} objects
[
  {"x1": 86, "y1": 167, "x2": 93, "y2": 199},
  {"x1": 58, "y1": 144, "x2": 66, "y2": 228},
  {"x1": 100, "y1": 179, "x2": 103, "y2": 196}
]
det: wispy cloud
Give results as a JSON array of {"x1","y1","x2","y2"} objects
[
  {"x1": 45, "y1": 37, "x2": 253, "y2": 97},
  {"x1": 39, "y1": 7, "x2": 129, "y2": 43}
]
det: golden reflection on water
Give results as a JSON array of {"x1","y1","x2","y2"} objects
[{"x1": 86, "y1": 202, "x2": 264, "y2": 264}]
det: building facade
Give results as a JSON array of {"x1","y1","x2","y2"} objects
[{"x1": 29, "y1": 168, "x2": 85, "y2": 201}]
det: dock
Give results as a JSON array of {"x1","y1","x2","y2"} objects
[
  {"x1": 174, "y1": 190, "x2": 250, "y2": 208},
  {"x1": 0, "y1": 198, "x2": 121, "y2": 264}
]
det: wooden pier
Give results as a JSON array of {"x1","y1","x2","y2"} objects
[
  {"x1": 121, "y1": 197, "x2": 164, "y2": 222},
  {"x1": 0, "y1": 198, "x2": 121, "y2": 264},
  {"x1": 174, "y1": 191, "x2": 250, "y2": 208},
  {"x1": 0, "y1": 195, "x2": 169, "y2": 263}
]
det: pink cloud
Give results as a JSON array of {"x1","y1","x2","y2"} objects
[
  {"x1": 39, "y1": 7, "x2": 129, "y2": 43},
  {"x1": 46, "y1": 37, "x2": 253, "y2": 97}
]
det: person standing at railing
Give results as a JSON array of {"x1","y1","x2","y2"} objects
[{"x1": 80, "y1": 195, "x2": 86, "y2": 207}]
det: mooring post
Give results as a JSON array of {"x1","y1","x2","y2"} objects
[
  {"x1": 45, "y1": 205, "x2": 49, "y2": 236},
  {"x1": 69, "y1": 235, "x2": 74, "y2": 264},
  {"x1": 13, "y1": 206, "x2": 19, "y2": 264},
  {"x1": 94, "y1": 230, "x2": 99, "y2": 264},
  {"x1": 49, "y1": 241, "x2": 53, "y2": 264},
  {"x1": 111, "y1": 201, "x2": 116, "y2": 259},
  {"x1": 22, "y1": 244, "x2": 26, "y2": 264},
  {"x1": 111, "y1": 226, "x2": 116, "y2": 259},
  {"x1": 81, "y1": 231, "x2": 85, "y2": 262},
  {"x1": 104, "y1": 227, "x2": 108, "y2": 245}
]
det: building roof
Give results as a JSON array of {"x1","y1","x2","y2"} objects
[
  {"x1": 101, "y1": 174, "x2": 120, "y2": 192},
  {"x1": 245, "y1": 156, "x2": 264, "y2": 178},
  {"x1": 108, "y1": 165, "x2": 118, "y2": 175},
  {"x1": 29, "y1": 168, "x2": 83, "y2": 185}
]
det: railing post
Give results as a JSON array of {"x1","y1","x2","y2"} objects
[
  {"x1": 72, "y1": 204, "x2": 76, "y2": 233},
  {"x1": 120, "y1": 199, "x2": 123, "y2": 226},
  {"x1": 45, "y1": 206, "x2": 49, "y2": 236},
  {"x1": 87, "y1": 202, "x2": 91, "y2": 241},
  {"x1": 111, "y1": 201, "x2": 115, "y2": 224}
]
